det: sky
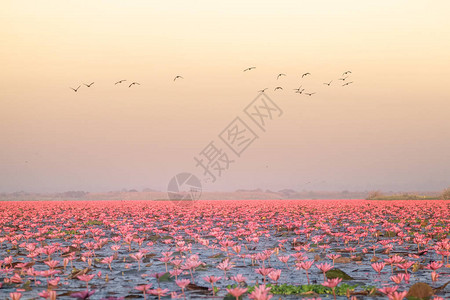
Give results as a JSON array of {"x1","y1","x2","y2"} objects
[{"x1": 1, "y1": 0, "x2": 449, "y2": 193}]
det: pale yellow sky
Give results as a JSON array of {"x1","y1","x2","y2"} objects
[{"x1": 1, "y1": 1, "x2": 449, "y2": 193}]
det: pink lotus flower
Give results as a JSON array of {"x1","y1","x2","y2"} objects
[
  {"x1": 130, "y1": 252, "x2": 144, "y2": 271},
  {"x1": 230, "y1": 274, "x2": 247, "y2": 283},
  {"x1": 10, "y1": 273, "x2": 23, "y2": 284},
  {"x1": 77, "y1": 274, "x2": 95, "y2": 289},
  {"x1": 203, "y1": 275, "x2": 221, "y2": 296},
  {"x1": 217, "y1": 258, "x2": 233, "y2": 278},
  {"x1": 47, "y1": 276, "x2": 60, "y2": 286},
  {"x1": 169, "y1": 269, "x2": 182, "y2": 280},
  {"x1": 322, "y1": 278, "x2": 342, "y2": 300},
  {"x1": 267, "y1": 269, "x2": 281, "y2": 284},
  {"x1": 44, "y1": 260, "x2": 59, "y2": 269},
  {"x1": 425, "y1": 261, "x2": 443, "y2": 271},
  {"x1": 111, "y1": 244, "x2": 121, "y2": 251},
  {"x1": 403, "y1": 273, "x2": 410, "y2": 284},
  {"x1": 4, "y1": 256, "x2": 13, "y2": 267},
  {"x1": 316, "y1": 262, "x2": 333, "y2": 280},
  {"x1": 387, "y1": 290, "x2": 408, "y2": 300},
  {"x1": 296, "y1": 260, "x2": 314, "y2": 284},
  {"x1": 149, "y1": 288, "x2": 170, "y2": 300},
  {"x1": 9, "y1": 293, "x2": 22, "y2": 300},
  {"x1": 248, "y1": 284, "x2": 272, "y2": 300},
  {"x1": 327, "y1": 254, "x2": 341, "y2": 266},
  {"x1": 371, "y1": 262, "x2": 386, "y2": 274},
  {"x1": 390, "y1": 274, "x2": 404, "y2": 284},
  {"x1": 431, "y1": 271, "x2": 439, "y2": 281},
  {"x1": 396, "y1": 261, "x2": 414, "y2": 273},
  {"x1": 379, "y1": 286, "x2": 399, "y2": 295},
  {"x1": 77, "y1": 274, "x2": 95, "y2": 282},
  {"x1": 176, "y1": 278, "x2": 190, "y2": 289},
  {"x1": 135, "y1": 284, "x2": 152, "y2": 300},
  {"x1": 322, "y1": 277, "x2": 342, "y2": 288},
  {"x1": 101, "y1": 256, "x2": 114, "y2": 271},
  {"x1": 226, "y1": 287, "x2": 248, "y2": 300},
  {"x1": 39, "y1": 290, "x2": 57, "y2": 300},
  {"x1": 70, "y1": 290, "x2": 96, "y2": 299},
  {"x1": 278, "y1": 255, "x2": 290, "y2": 268},
  {"x1": 256, "y1": 267, "x2": 274, "y2": 284}
]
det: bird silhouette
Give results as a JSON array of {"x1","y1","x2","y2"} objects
[
  {"x1": 342, "y1": 82, "x2": 353, "y2": 86},
  {"x1": 129, "y1": 82, "x2": 140, "y2": 88},
  {"x1": 305, "y1": 92, "x2": 316, "y2": 96},
  {"x1": 258, "y1": 88, "x2": 268, "y2": 93},
  {"x1": 277, "y1": 73, "x2": 286, "y2": 80},
  {"x1": 323, "y1": 81, "x2": 332, "y2": 86},
  {"x1": 244, "y1": 67, "x2": 256, "y2": 72},
  {"x1": 296, "y1": 89, "x2": 305, "y2": 94},
  {"x1": 342, "y1": 71, "x2": 352, "y2": 76},
  {"x1": 274, "y1": 86, "x2": 283, "y2": 91},
  {"x1": 293, "y1": 86, "x2": 303, "y2": 92},
  {"x1": 70, "y1": 85, "x2": 81, "y2": 92},
  {"x1": 338, "y1": 76, "x2": 349, "y2": 81},
  {"x1": 115, "y1": 80, "x2": 127, "y2": 85},
  {"x1": 174, "y1": 75, "x2": 184, "y2": 81},
  {"x1": 84, "y1": 82, "x2": 94, "y2": 87},
  {"x1": 302, "y1": 72, "x2": 311, "y2": 78}
]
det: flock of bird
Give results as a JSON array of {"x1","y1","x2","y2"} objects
[
  {"x1": 253, "y1": 69, "x2": 354, "y2": 96},
  {"x1": 69, "y1": 68, "x2": 353, "y2": 96},
  {"x1": 69, "y1": 76, "x2": 185, "y2": 92},
  {"x1": 69, "y1": 79, "x2": 145, "y2": 92}
]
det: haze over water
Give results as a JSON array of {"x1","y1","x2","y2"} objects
[{"x1": 1, "y1": 1, "x2": 449, "y2": 193}]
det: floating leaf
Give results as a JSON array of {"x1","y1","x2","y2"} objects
[
  {"x1": 334, "y1": 257, "x2": 352, "y2": 264},
  {"x1": 326, "y1": 268, "x2": 354, "y2": 280},
  {"x1": 158, "y1": 272, "x2": 172, "y2": 282},
  {"x1": 407, "y1": 282, "x2": 433, "y2": 299}
]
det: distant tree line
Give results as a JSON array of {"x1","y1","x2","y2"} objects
[{"x1": 366, "y1": 187, "x2": 449, "y2": 200}]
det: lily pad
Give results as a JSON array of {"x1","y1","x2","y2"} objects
[
  {"x1": 334, "y1": 257, "x2": 352, "y2": 264},
  {"x1": 407, "y1": 282, "x2": 433, "y2": 299},
  {"x1": 326, "y1": 268, "x2": 354, "y2": 280},
  {"x1": 158, "y1": 272, "x2": 172, "y2": 282}
]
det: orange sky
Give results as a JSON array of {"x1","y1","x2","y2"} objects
[{"x1": 1, "y1": 1, "x2": 449, "y2": 193}]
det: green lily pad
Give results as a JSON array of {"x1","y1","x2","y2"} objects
[
  {"x1": 326, "y1": 268, "x2": 354, "y2": 280},
  {"x1": 159, "y1": 272, "x2": 172, "y2": 282}
]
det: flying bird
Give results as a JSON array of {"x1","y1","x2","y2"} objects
[
  {"x1": 338, "y1": 76, "x2": 349, "y2": 81},
  {"x1": 323, "y1": 81, "x2": 332, "y2": 86},
  {"x1": 70, "y1": 85, "x2": 81, "y2": 92},
  {"x1": 342, "y1": 82, "x2": 353, "y2": 86},
  {"x1": 129, "y1": 82, "x2": 140, "y2": 88},
  {"x1": 293, "y1": 86, "x2": 303, "y2": 92},
  {"x1": 115, "y1": 80, "x2": 127, "y2": 85},
  {"x1": 258, "y1": 88, "x2": 268, "y2": 93},
  {"x1": 174, "y1": 75, "x2": 184, "y2": 81},
  {"x1": 342, "y1": 71, "x2": 352, "y2": 75},
  {"x1": 274, "y1": 86, "x2": 283, "y2": 91},
  {"x1": 305, "y1": 92, "x2": 316, "y2": 96},
  {"x1": 296, "y1": 89, "x2": 305, "y2": 94},
  {"x1": 277, "y1": 73, "x2": 286, "y2": 80},
  {"x1": 302, "y1": 72, "x2": 311, "y2": 78},
  {"x1": 244, "y1": 67, "x2": 256, "y2": 72},
  {"x1": 84, "y1": 82, "x2": 94, "y2": 87}
]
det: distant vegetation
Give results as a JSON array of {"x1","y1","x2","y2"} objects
[
  {"x1": 366, "y1": 188, "x2": 448, "y2": 200},
  {"x1": 441, "y1": 187, "x2": 450, "y2": 200},
  {"x1": 1, "y1": 187, "x2": 448, "y2": 201}
]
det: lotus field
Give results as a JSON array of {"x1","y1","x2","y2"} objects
[{"x1": 0, "y1": 200, "x2": 448, "y2": 300}]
